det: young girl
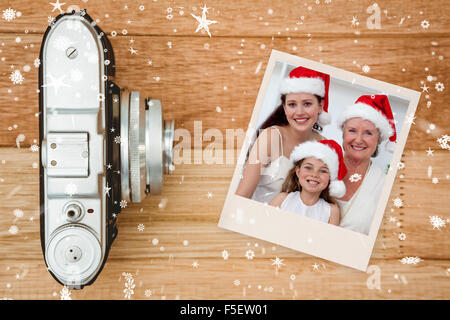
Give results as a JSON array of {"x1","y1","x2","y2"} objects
[{"x1": 269, "y1": 140, "x2": 347, "y2": 225}]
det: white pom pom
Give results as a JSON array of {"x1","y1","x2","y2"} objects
[
  {"x1": 329, "y1": 180, "x2": 346, "y2": 198},
  {"x1": 317, "y1": 112, "x2": 331, "y2": 126},
  {"x1": 385, "y1": 141, "x2": 396, "y2": 153}
]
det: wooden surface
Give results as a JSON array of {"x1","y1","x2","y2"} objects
[{"x1": 0, "y1": 0, "x2": 449, "y2": 300}]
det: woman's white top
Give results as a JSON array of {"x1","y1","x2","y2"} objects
[
  {"x1": 251, "y1": 127, "x2": 293, "y2": 204},
  {"x1": 336, "y1": 162, "x2": 386, "y2": 235},
  {"x1": 280, "y1": 191, "x2": 331, "y2": 223}
]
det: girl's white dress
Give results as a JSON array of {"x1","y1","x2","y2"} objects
[{"x1": 280, "y1": 191, "x2": 331, "y2": 223}]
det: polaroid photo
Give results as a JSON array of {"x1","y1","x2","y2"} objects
[{"x1": 218, "y1": 49, "x2": 421, "y2": 271}]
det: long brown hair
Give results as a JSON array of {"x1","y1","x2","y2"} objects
[{"x1": 281, "y1": 159, "x2": 336, "y2": 204}]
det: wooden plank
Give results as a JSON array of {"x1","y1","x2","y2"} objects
[
  {"x1": 0, "y1": 259, "x2": 448, "y2": 299},
  {"x1": 1, "y1": 148, "x2": 449, "y2": 262},
  {"x1": 0, "y1": 0, "x2": 449, "y2": 37},
  {"x1": 0, "y1": 35, "x2": 448, "y2": 148}
]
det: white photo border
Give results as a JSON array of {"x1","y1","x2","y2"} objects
[{"x1": 218, "y1": 49, "x2": 421, "y2": 271}]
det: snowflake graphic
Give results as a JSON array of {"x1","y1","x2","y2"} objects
[
  {"x1": 398, "y1": 232, "x2": 406, "y2": 241},
  {"x1": 122, "y1": 272, "x2": 135, "y2": 300},
  {"x1": 34, "y1": 58, "x2": 41, "y2": 68},
  {"x1": 192, "y1": 260, "x2": 199, "y2": 268},
  {"x1": 191, "y1": 4, "x2": 218, "y2": 37},
  {"x1": 271, "y1": 256, "x2": 285, "y2": 269},
  {"x1": 120, "y1": 200, "x2": 127, "y2": 208},
  {"x1": 245, "y1": 249, "x2": 255, "y2": 260},
  {"x1": 400, "y1": 257, "x2": 422, "y2": 265},
  {"x1": 65, "y1": 183, "x2": 77, "y2": 196},
  {"x1": 9, "y1": 70, "x2": 24, "y2": 84},
  {"x1": 351, "y1": 16, "x2": 359, "y2": 27},
  {"x1": 437, "y1": 135, "x2": 450, "y2": 150},
  {"x1": 8, "y1": 225, "x2": 18, "y2": 234},
  {"x1": 393, "y1": 197, "x2": 403, "y2": 208},
  {"x1": 429, "y1": 216, "x2": 446, "y2": 230},
  {"x1": 60, "y1": 286, "x2": 72, "y2": 300},
  {"x1": 2, "y1": 8, "x2": 16, "y2": 22},
  {"x1": 30, "y1": 144, "x2": 39, "y2": 152},
  {"x1": 137, "y1": 224, "x2": 145, "y2": 232},
  {"x1": 362, "y1": 65, "x2": 370, "y2": 73},
  {"x1": 421, "y1": 20, "x2": 430, "y2": 29},
  {"x1": 222, "y1": 250, "x2": 229, "y2": 260},
  {"x1": 144, "y1": 289, "x2": 152, "y2": 297},
  {"x1": 406, "y1": 113, "x2": 416, "y2": 125},
  {"x1": 349, "y1": 173, "x2": 362, "y2": 182},
  {"x1": 233, "y1": 279, "x2": 240, "y2": 286},
  {"x1": 435, "y1": 82, "x2": 445, "y2": 92},
  {"x1": 397, "y1": 162, "x2": 405, "y2": 170},
  {"x1": 114, "y1": 135, "x2": 121, "y2": 144}
]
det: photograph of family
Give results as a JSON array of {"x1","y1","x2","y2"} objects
[{"x1": 234, "y1": 60, "x2": 408, "y2": 236}]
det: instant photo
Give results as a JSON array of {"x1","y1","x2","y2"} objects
[{"x1": 218, "y1": 50, "x2": 421, "y2": 271}]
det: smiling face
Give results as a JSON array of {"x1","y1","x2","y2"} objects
[
  {"x1": 295, "y1": 157, "x2": 330, "y2": 194},
  {"x1": 283, "y1": 92, "x2": 323, "y2": 133},
  {"x1": 342, "y1": 117, "x2": 380, "y2": 162}
]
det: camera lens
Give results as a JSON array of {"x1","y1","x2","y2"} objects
[{"x1": 119, "y1": 90, "x2": 174, "y2": 203}]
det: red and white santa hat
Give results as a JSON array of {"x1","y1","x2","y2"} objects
[
  {"x1": 337, "y1": 95, "x2": 397, "y2": 152},
  {"x1": 279, "y1": 66, "x2": 331, "y2": 126},
  {"x1": 290, "y1": 139, "x2": 347, "y2": 198}
]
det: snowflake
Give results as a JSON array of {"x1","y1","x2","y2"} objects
[
  {"x1": 9, "y1": 70, "x2": 24, "y2": 84},
  {"x1": 114, "y1": 135, "x2": 121, "y2": 144},
  {"x1": 398, "y1": 232, "x2": 406, "y2": 241},
  {"x1": 144, "y1": 289, "x2": 152, "y2": 297},
  {"x1": 429, "y1": 216, "x2": 446, "y2": 230},
  {"x1": 400, "y1": 257, "x2": 422, "y2": 265},
  {"x1": 233, "y1": 279, "x2": 240, "y2": 286},
  {"x1": 421, "y1": 20, "x2": 430, "y2": 29},
  {"x1": 271, "y1": 256, "x2": 285, "y2": 269},
  {"x1": 2, "y1": 8, "x2": 16, "y2": 22},
  {"x1": 435, "y1": 82, "x2": 445, "y2": 92},
  {"x1": 245, "y1": 249, "x2": 255, "y2": 260},
  {"x1": 349, "y1": 173, "x2": 362, "y2": 182},
  {"x1": 32, "y1": 58, "x2": 40, "y2": 69},
  {"x1": 222, "y1": 250, "x2": 229, "y2": 260},
  {"x1": 312, "y1": 263, "x2": 320, "y2": 270},
  {"x1": 207, "y1": 192, "x2": 213, "y2": 198},
  {"x1": 351, "y1": 16, "x2": 359, "y2": 27},
  {"x1": 30, "y1": 144, "x2": 39, "y2": 152},
  {"x1": 129, "y1": 47, "x2": 138, "y2": 55},
  {"x1": 48, "y1": 16, "x2": 55, "y2": 24},
  {"x1": 406, "y1": 113, "x2": 416, "y2": 125},
  {"x1": 65, "y1": 183, "x2": 77, "y2": 196},
  {"x1": 122, "y1": 272, "x2": 135, "y2": 300},
  {"x1": 137, "y1": 224, "x2": 145, "y2": 232},
  {"x1": 362, "y1": 65, "x2": 370, "y2": 73},
  {"x1": 437, "y1": 135, "x2": 450, "y2": 150},
  {"x1": 192, "y1": 260, "x2": 199, "y2": 268},
  {"x1": 8, "y1": 225, "x2": 18, "y2": 234},
  {"x1": 191, "y1": 4, "x2": 218, "y2": 38},
  {"x1": 120, "y1": 200, "x2": 127, "y2": 208},
  {"x1": 60, "y1": 286, "x2": 72, "y2": 300},
  {"x1": 392, "y1": 197, "x2": 403, "y2": 208}
]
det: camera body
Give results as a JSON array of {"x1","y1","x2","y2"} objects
[{"x1": 39, "y1": 10, "x2": 173, "y2": 288}]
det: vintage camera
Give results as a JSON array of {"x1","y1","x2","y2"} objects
[{"x1": 39, "y1": 10, "x2": 174, "y2": 289}]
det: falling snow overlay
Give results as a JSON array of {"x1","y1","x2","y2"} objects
[
  {"x1": 349, "y1": 173, "x2": 362, "y2": 182},
  {"x1": 245, "y1": 250, "x2": 255, "y2": 260},
  {"x1": 60, "y1": 286, "x2": 72, "y2": 300},
  {"x1": 400, "y1": 257, "x2": 422, "y2": 265},
  {"x1": 9, "y1": 70, "x2": 24, "y2": 84},
  {"x1": 122, "y1": 273, "x2": 135, "y2": 299},
  {"x1": 437, "y1": 135, "x2": 450, "y2": 150},
  {"x1": 393, "y1": 197, "x2": 404, "y2": 208},
  {"x1": 429, "y1": 216, "x2": 446, "y2": 230},
  {"x1": 191, "y1": 4, "x2": 218, "y2": 37}
]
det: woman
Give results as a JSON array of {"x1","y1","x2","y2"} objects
[
  {"x1": 235, "y1": 66, "x2": 331, "y2": 203},
  {"x1": 335, "y1": 95, "x2": 397, "y2": 235}
]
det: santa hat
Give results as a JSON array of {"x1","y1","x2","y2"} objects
[
  {"x1": 290, "y1": 139, "x2": 347, "y2": 198},
  {"x1": 279, "y1": 66, "x2": 331, "y2": 126},
  {"x1": 337, "y1": 95, "x2": 397, "y2": 152}
]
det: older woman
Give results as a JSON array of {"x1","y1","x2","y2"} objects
[
  {"x1": 335, "y1": 95, "x2": 397, "y2": 235},
  {"x1": 236, "y1": 66, "x2": 331, "y2": 203}
]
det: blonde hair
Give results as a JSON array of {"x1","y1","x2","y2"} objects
[{"x1": 282, "y1": 159, "x2": 336, "y2": 204}]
